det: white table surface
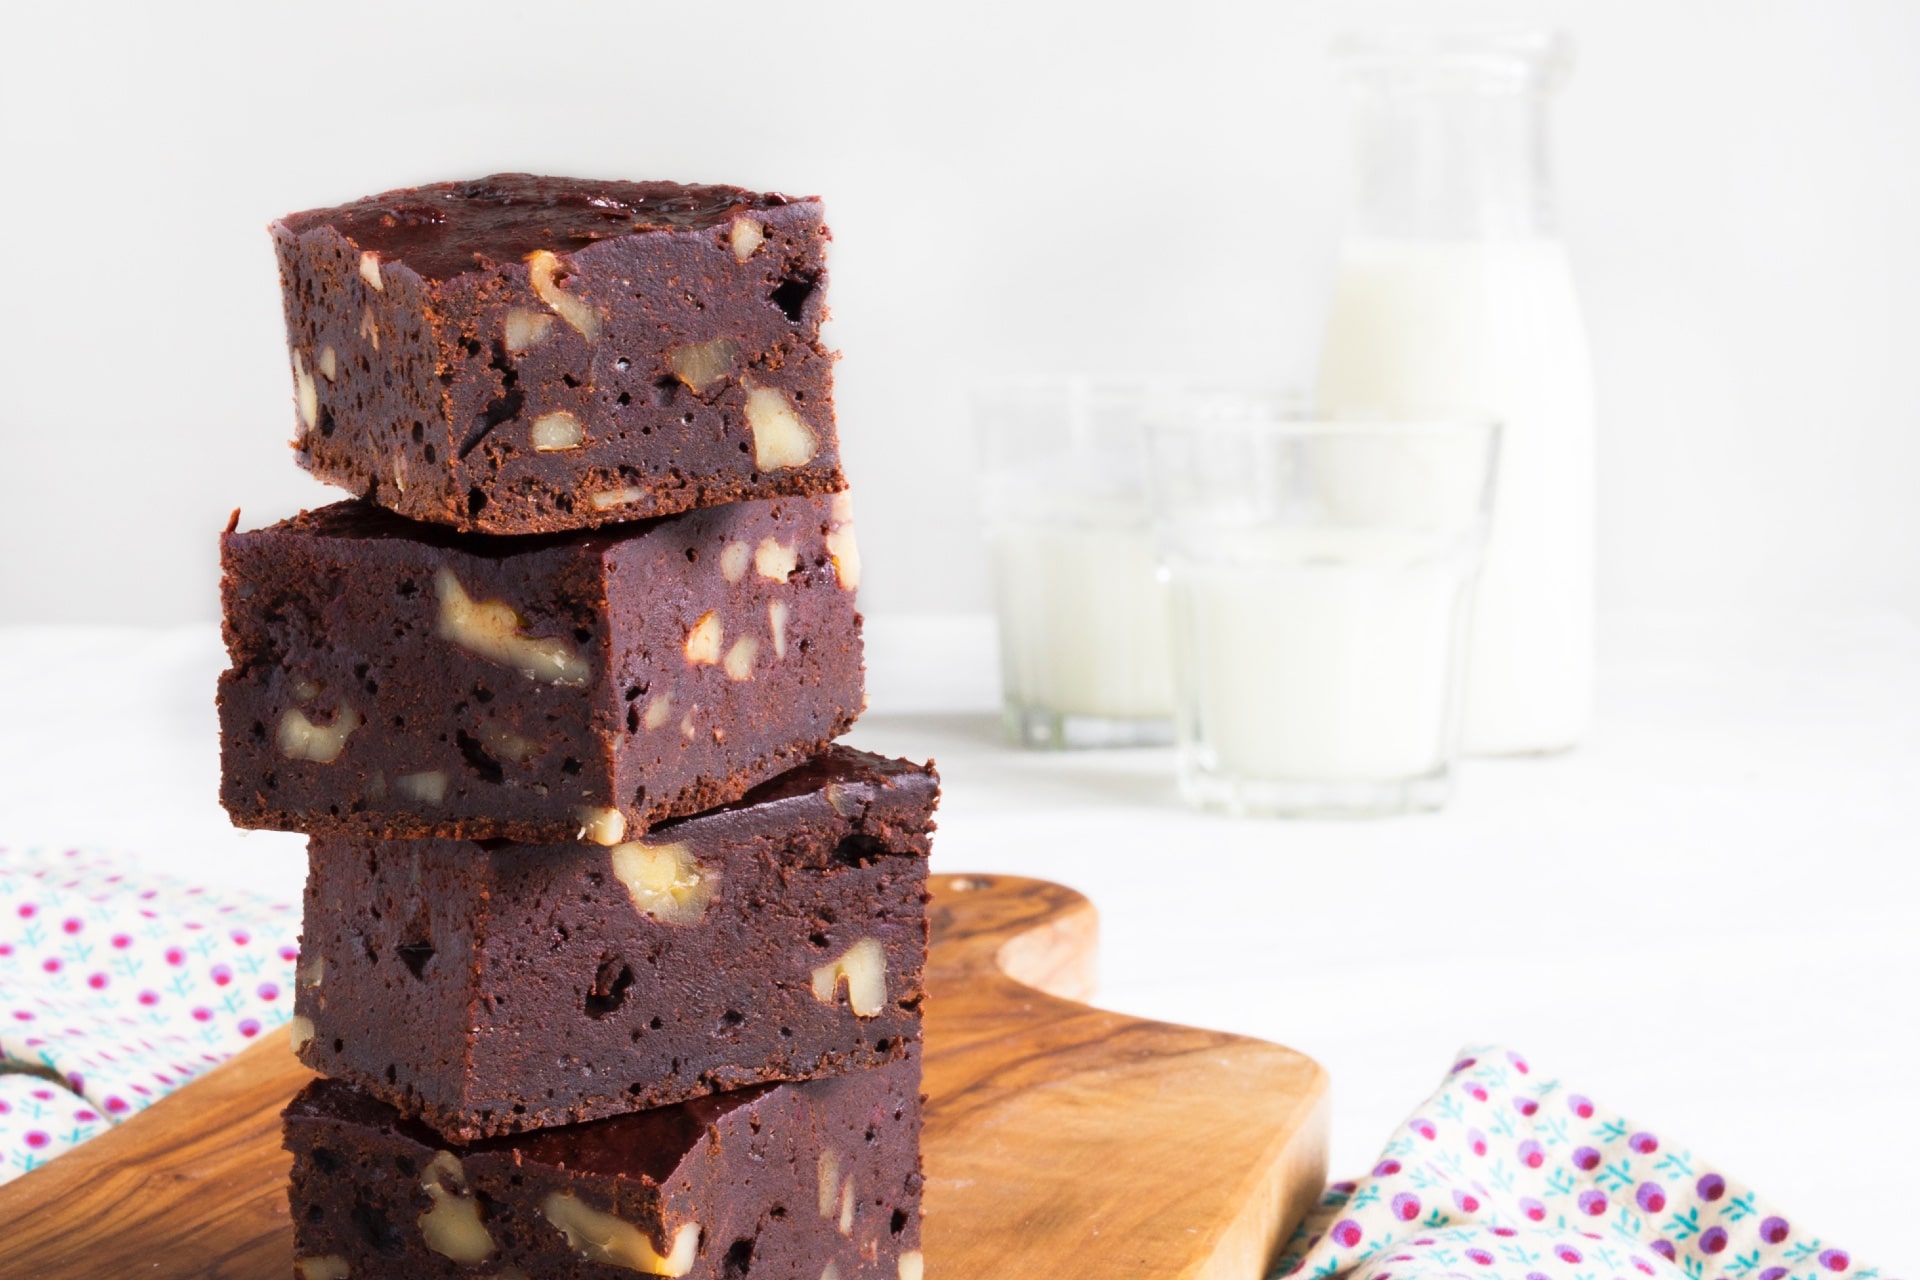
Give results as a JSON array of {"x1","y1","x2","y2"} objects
[{"x1": 0, "y1": 612, "x2": 1914, "y2": 1267}]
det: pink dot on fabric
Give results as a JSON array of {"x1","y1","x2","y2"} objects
[
  {"x1": 1636, "y1": 1182, "x2": 1667, "y2": 1213},
  {"x1": 1519, "y1": 1196, "x2": 1546, "y2": 1222},
  {"x1": 1573, "y1": 1146, "x2": 1602, "y2": 1171},
  {"x1": 0, "y1": 1100, "x2": 10, "y2": 1114},
  {"x1": 239, "y1": 1018, "x2": 261, "y2": 1037},
  {"x1": 0, "y1": 943, "x2": 10, "y2": 956},
  {"x1": 210, "y1": 964, "x2": 233, "y2": 987},
  {"x1": 1507, "y1": 1050, "x2": 1530, "y2": 1072},
  {"x1": 1578, "y1": 1190, "x2": 1608, "y2": 1216},
  {"x1": 24, "y1": 1131, "x2": 49, "y2": 1149},
  {"x1": 1519, "y1": 1140, "x2": 1545, "y2": 1168},
  {"x1": 1331, "y1": 1220, "x2": 1362, "y2": 1248},
  {"x1": 1465, "y1": 1083, "x2": 1488, "y2": 1102},
  {"x1": 62, "y1": 918, "x2": 82, "y2": 934},
  {"x1": 191, "y1": 1007, "x2": 212, "y2": 1022},
  {"x1": 31, "y1": 1089, "x2": 52, "y2": 1101},
  {"x1": 17, "y1": 903, "x2": 35, "y2": 918},
  {"x1": 1409, "y1": 1119, "x2": 1436, "y2": 1140},
  {"x1": 105, "y1": 1096, "x2": 128, "y2": 1113},
  {"x1": 1569, "y1": 1093, "x2": 1594, "y2": 1118},
  {"x1": 1513, "y1": 1096, "x2": 1539, "y2": 1116},
  {"x1": 112, "y1": 933, "x2": 132, "y2": 949},
  {"x1": 41, "y1": 958, "x2": 60, "y2": 973},
  {"x1": 257, "y1": 983, "x2": 280, "y2": 1001},
  {"x1": 14, "y1": 1010, "x2": 34, "y2": 1021},
  {"x1": 1373, "y1": 1159, "x2": 1402, "y2": 1177},
  {"x1": 66, "y1": 1072, "x2": 83, "y2": 1091},
  {"x1": 1556, "y1": 1246, "x2": 1583, "y2": 1264},
  {"x1": 1819, "y1": 1251, "x2": 1849, "y2": 1272},
  {"x1": 138, "y1": 991, "x2": 159, "y2": 1006},
  {"x1": 1634, "y1": 1258, "x2": 1656, "y2": 1276},
  {"x1": 1451, "y1": 1057, "x2": 1478, "y2": 1074},
  {"x1": 1465, "y1": 1249, "x2": 1494, "y2": 1266},
  {"x1": 231, "y1": 930, "x2": 251, "y2": 946},
  {"x1": 1629, "y1": 1131, "x2": 1659, "y2": 1154},
  {"x1": 1390, "y1": 1192, "x2": 1421, "y2": 1222},
  {"x1": 74, "y1": 1109, "x2": 97, "y2": 1122},
  {"x1": 87, "y1": 973, "x2": 108, "y2": 990},
  {"x1": 164, "y1": 948, "x2": 185, "y2": 966},
  {"x1": 279, "y1": 946, "x2": 299, "y2": 962}
]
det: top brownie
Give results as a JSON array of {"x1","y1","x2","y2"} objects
[{"x1": 273, "y1": 174, "x2": 841, "y2": 535}]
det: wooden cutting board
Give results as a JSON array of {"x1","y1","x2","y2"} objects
[{"x1": 0, "y1": 874, "x2": 1327, "y2": 1279}]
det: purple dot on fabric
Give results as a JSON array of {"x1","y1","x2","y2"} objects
[
  {"x1": 1528, "y1": 1273, "x2": 1552, "y2": 1280},
  {"x1": 1577, "y1": 1189, "x2": 1607, "y2": 1216},
  {"x1": 1467, "y1": 1128, "x2": 1488, "y2": 1156},
  {"x1": 1636, "y1": 1182, "x2": 1667, "y2": 1213},
  {"x1": 1373, "y1": 1159, "x2": 1403, "y2": 1177},
  {"x1": 1330, "y1": 1180, "x2": 1358, "y2": 1195},
  {"x1": 1513, "y1": 1096, "x2": 1540, "y2": 1116},
  {"x1": 1569, "y1": 1093, "x2": 1595, "y2": 1118},
  {"x1": 1507, "y1": 1049, "x2": 1531, "y2": 1072},
  {"x1": 1465, "y1": 1249, "x2": 1494, "y2": 1266},
  {"x1": 1651, "y1": 1241, "x2": 1678, "y2": 1262},
  {"x1": 238, "y1": 1018, "x2": 262, "y2": 1038},
  {"x1": 1819, "y1": 1251, "x2": 1849, "y2": 1272},
  {"x1": 1453, "y1": 1190, "x2": 1480, "y2": 1213},
  {"x1": 1391, "y1": 1192, "x2": 1421, "y2": 1222},
  {"x1": 1557, "y1": 1246, "x2": 1583, "y2": 1264},
  {"x1": 1629, "y1": 1131, "x2": 1659, "y2": 1154},
  {"x1": 1573, "y1": 1145, "x2": 1602, "y2": 1171},
  {"x1": 1697, "y1": 1173, "x2": 1727, "y2": 1201},
  {"x1": 1760, "y1": 1270, "x2": 1788, "y2": 1280},
  {"x1": 1759, "y1": 1217, "x2": 1790, "y2": 1244},
  {"x1": 1700, "y1": 1227, "x2": 1729, "y2": 1255},
  {"x1": 1518, "y1": 1139, "x2": 1545, "y2": 1169},
  {"x1": 1409, "y1": 1119, "x2": 1437, "y2": 1140},
  {"x1": 1519, "y1": 1196, "x2": 1546, "y2": 1222},
  {"x1": 1331, "y1": 1220, "x2": 1362, "y2": 1248},
  {"x1": 257, "y1": 982, "x2": 280, "y2": 1001},
  {"x1": 1465, "y1": 1083, "x2": 1489, "y2": 1102},
  {"x1": 1452, "y1": 1057, "x2": 1478, "y2": 1074}
]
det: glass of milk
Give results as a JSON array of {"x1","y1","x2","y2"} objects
[
  {"x1": 975, "y1": 377, "x2": 1177, "y2": 749},
  {"x1": 1147, "y1": 402, "x2": 1500, "y2": 817}
]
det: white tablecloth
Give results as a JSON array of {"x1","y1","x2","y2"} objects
[{"x1": 0, "y1": 613, "x2": 1913, "y2": 1265}]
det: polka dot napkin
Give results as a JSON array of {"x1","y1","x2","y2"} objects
[
  {"x1": 1272, "y1": 1046, "x2": 1891, "y2": 1280},
  {"x1": 0, "y1": 845, "x2": 299, "y2": 1183}
]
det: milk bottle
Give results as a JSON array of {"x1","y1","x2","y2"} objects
[{"x1": 1316, "y1": 31, "x2": 1595, "y2": 754}]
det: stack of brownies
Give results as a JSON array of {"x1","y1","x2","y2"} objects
[{"x1": 216, "y1": 175, "x2": 933, "y2": 1280}]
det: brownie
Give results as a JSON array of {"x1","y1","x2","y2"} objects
[
  {"x1": 285, "y1": 1057, "x2": 923, "y2": 1280},
  {"x1": 272, "y1": 174, "x2": 842, "y2": 535},
  {"x1": 291, "y1": 747, "x2": 935, "y2": 1139},
  {"x1": 218, "y1": 492, "x2": 863, "y2": 842}
]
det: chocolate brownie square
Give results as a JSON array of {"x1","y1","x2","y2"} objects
[
  {"x1": 291, "y1": 747, "x2": 935, "y2": 1139},
  {"x1": 285, "y1": 1057, "x2": 923, "y2": 1280},
  {"x1": 218, "y1": 491, "x2": 863, "y2": 842},
  {"x1": 273, "y1": 173, "x2": 840, "y2": 535}
]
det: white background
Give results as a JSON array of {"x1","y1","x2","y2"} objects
[
  {"x1": 1, "y1": 0, "x2": 1917, "y2": 1270},
  {"x1": 2, "y1": 0, "x2": 1918, "y2": 623}
]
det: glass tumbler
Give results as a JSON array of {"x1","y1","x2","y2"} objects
[
  {"x1": 974, "y1": 377, "x2": 1176, "y2": 749},
  {"x1": 1148, "y1": 407, "x2": 1500, "y2": 816}
]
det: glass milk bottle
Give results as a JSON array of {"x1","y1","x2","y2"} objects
[{"x1": 1316, "y1": 31, "x2": 1595, "y2": 755}]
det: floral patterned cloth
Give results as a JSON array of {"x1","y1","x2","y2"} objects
[
  {"x1": 0, "y1": 845, "x2": 299, "y2": 1183},
  {"x1": 1274, "y1": 1047, "x2": 1893, "y2": 1280}
]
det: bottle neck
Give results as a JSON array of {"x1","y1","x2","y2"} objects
[{"x1": 1347, "y1": 83, "x2": 1557, "y2": 241}]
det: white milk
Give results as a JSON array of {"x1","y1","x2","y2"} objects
[
  {"x1": 1169, "y1": 529, "x2": 1477, "y2": 782},
  {"x1": 1317, "y1": 236, "x2": 1594, "y2": 754},
  {"x1": 988, "y1": 515, "x2": 1173, "y2": 722}
]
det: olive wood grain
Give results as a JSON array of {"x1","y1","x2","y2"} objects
[{"x1": 0, "y1": 873, "x2": 1327, "y2": 1279}]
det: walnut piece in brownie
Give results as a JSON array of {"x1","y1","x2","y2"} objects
[
  {"x1": 273, "y1": 173, "x2": 841, "y2": 535},
  {"x1": 292, "y1": 747, "x2": 935, "y2": 1139},
  {"x1": 218, "y1": 492, "x2": 863, "y2": 842},
  {"x1": 285, "y1": 1056, "x2": 922, "y2": 1280}
]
